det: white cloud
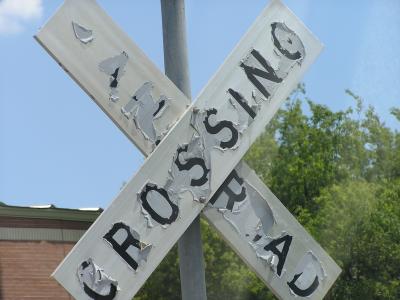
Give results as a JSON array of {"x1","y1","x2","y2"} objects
[{"x1": 0, "y1": 0, "x2": 43, "y2": 34}]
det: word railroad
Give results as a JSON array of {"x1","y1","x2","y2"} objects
[{"x1": 36, "y1": 0, "x2": 340, "y2": 299}]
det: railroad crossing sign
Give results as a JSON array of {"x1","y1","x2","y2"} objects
[{"x1": 35, "y1": 0, "x2": 341, "y2": 299}]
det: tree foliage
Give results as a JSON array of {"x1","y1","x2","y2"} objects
[
  {"x1": 309, "y1": 180, "x2": 400, "y2": 300},
  {"x1": 135, "y1": 85, "x2": 400, "y2": 299}
]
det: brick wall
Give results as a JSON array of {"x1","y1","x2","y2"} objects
[
  {"x1": 0, "y1": 218, "x2": 92, "y2": 300},
  {"x1": 0, "y1": 241, "x2": 74, "y2": 300}
]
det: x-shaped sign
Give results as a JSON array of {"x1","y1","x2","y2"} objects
[{"x1": 35, "y1": 0, "x2": 340, "y2": 299}]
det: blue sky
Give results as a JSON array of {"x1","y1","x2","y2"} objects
[{"x1": 1, "y1": 0, "x2": 399, "y2": 209}]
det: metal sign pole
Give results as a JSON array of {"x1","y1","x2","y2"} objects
[{"x1": 160, "y1": 1, "x2": 208, "y2": 300}]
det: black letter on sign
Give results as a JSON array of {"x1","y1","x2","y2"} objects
[
  {"x1": 140, "y1": 184, "x2": 179, "y2": 225},
  {"x1": 271, "y1": 22, "x2": 303, "y2": 60},
  {"x1": 240, "y1": 49, "x2": 283, "y2": 99},
  {"x1": 203, "y1": 108, "x2": 238, "y2": 149},
  {"x1": 83, "y1": 283, "x2": 117, "y2": 300},
  {"x1": 287, "y1": 273, "x2": 319, "y2": 297},
  {"x1": 110, "y1": 68, "x2": 120, "y2": 88},
  {"x1": 209, "y1": 169, "x2": 246, "y2": 211},
  {"x1": 264, "y1": 234, "x2": 293, "y2": 276},
  {"x1": 103, "y1": 222, "x2": 142, "y2": 270},
  {"x1": 175, "y1": 145, "x2": 210, "y2": 186},
  {"x1": 227, "y1": 88, "x2": 257, "y2": 119},
  {"x1": 80, "y1": 261, "x2": 118, "y2": 300}
]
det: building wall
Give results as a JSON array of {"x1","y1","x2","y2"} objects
[
  {"x1": 0, "y1": 240, "x2": 74, "y2": 300},
  {"x1": 0, "y1": 217, "x2": 93, "y2": 300}
]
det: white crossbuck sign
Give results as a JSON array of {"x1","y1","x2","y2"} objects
[{"x1": 36, "y1": 0, "x2": 341, "y2": 299}]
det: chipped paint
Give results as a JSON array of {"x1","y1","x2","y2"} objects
[
  {"x1": 271, "y1": 22, "x2": 305, "y2": 61},
  {"x1": 77, "y1": 258, "x2": 118, "y2": 299},
  {"x1": 247, "y1": 183, "x2": 276, "y2": 235},
  {"x1": 38, "y1": 0, "x2": 330, "y2": 298},
  {"x1": 251, "y1": 232, "x2": 293, "y2": 277},
  {"x1": 228, "y1": 88, "x2": 260, "y2": 122},
  {"x1": 207, "y1": 169, "x2": 291, "y2": 277},
  {"x1": 138, "y1": 182, "x2": 179, "y2": 228},
  {"x1": 122, "y1": 82, "x2": 170, "y2": 146},
  {"x1": 165, "y1": 135, "x2": 211, "y2": 202},
  {"x1": 103, "y1": 222, "x2": 152, "y2": 271},
  {"x1": 208, "y1": 172, "x2": 275, "y2": 243},
  {"x1": 240, "y1": 22, "x2": 305, "y2": 103},
  {"x1": 288, "y1": 251, "x2": 326, "y2": 297},
  {"x1": 190, "y1": 102, "x2": 254, "y2": 152},
  {"x1": 228, "y1": 93, "x2": 259, "y2": 133},
  {"x1": 138, "y1": 133, "x2": 212, "y2": 225},
  {"x1": 72, "y1": 21, "x2": 94, "y2": 44},
  {"x1": 209, "y1": 169, "x2": 246, "y2": 211},
  {"x1": 99, "y1": 52, "x2": 129, "y2": 102},
  {"x1": 141, "y1": 205, "x2": 155, "y2": 228}
]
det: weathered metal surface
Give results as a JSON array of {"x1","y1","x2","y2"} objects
[
  {"x1": 204, "y1": 162, "x2": 341, "y2": 299},
  {"x1": 35, "y1": 0, "x2": 188, "y2": 155},
  {"x1": 36, "y1": 1, "x2": 340, "y2": 300}
]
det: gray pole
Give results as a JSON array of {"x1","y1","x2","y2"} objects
[{"x1": 160, "y1": 1, "x2": 207, "y2": 300}]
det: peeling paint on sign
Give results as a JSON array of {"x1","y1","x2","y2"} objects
[
  {"x1": 38, "y1": 0, "x2": 332, "y2": 298},
  {"x1": 288, "y1": 251, "x2": 326, "y2": 297},
  {"x1": 77, "y1": 258, "x2": 118, "y2": 300},
  {"x1": 239, "y1": 22, "x2": 305, "y2": 104},
  {"x1": 132, "y1": 21, "x2": 308, "y2": 230},
  {"x1": 122, "y1": 82, "x2": 170, "y2": 146},
  {"x1": 72, "y1": 21, "x2": 94, "y2": 44},
  {"x1": 246, "y1": 183, "x2": 276, "y2": 235},
  {"x1": 103, "y1": 222, "x2": 152, "y2": 270},
  {"x1": 165, "y1": 135, "x2": 211, "y2": 202},
  {"x1": 271, "y1": 22, "x2": 305, "y2": 61},
  {"x1": 228, "y1": 89, "x2": 260, "y2": 128},
  {"x1": 206, "y1": 165, "x2": 331, "y2": 292},
  {"x1": 191, "y1": 108, "x2": 239, "y2": 151},
  {"x1": 207, "y1": 168, "x2": 297, "y2": 279},
  {"x1": 209, "y1": 179, "x2": 276, "y2": 245},
  {"x1": 209, "y1": 169, "x2": 246, "y2": 211},
  {"x1": 138, "y1": 182, "x2": 179, "y2": 228},
  {"x1": 190, "y1": 102, "x2": 254, "y2": 152},
  {"x1": 252, "y1": 232, "x2": 293, "y2": 277},
  {"x1": 208, "y1": 170, "x2": 276, "y2": 242},
  {"x1": 99, "y1": 52, "x2": 129, "y2": 102},
  {"x1": 207, "y1": 169, "x2": 292, "y2": 278}
]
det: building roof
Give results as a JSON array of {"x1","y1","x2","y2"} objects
[{"x1": 0, "y1": 202, "x2": 102, "y2": 222}]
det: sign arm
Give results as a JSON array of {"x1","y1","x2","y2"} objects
[{"x1": 35, "y1": 1, "x2": 341, "y2": 299}]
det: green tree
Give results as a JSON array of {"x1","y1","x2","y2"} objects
[
  {"x1": 135, "y1": 86, "x2": 399, "y2": 299},
  {"x1": 135, "y1": 245, "x2": 181, "y2": 300},
  {"x1": 247, "y1": 86, "x2": 368, "y2": 217},
  {"x1": 308, "y1": 180, "x2": 400, "y2": 299}
]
